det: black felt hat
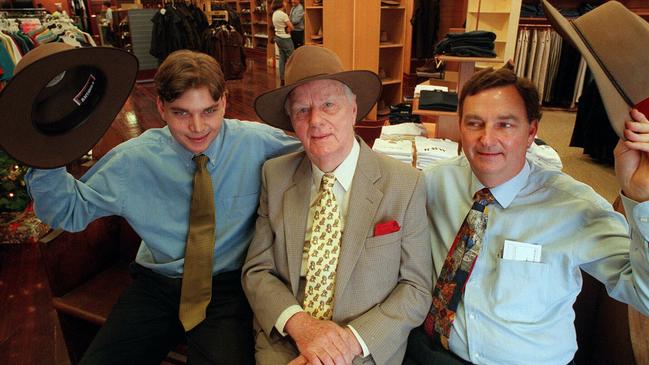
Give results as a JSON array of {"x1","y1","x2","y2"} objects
[{"x1": 0, "y1": 43, "x2": 138, "y2": 168}]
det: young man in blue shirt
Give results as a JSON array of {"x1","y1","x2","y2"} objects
[{"x1": 26, "y1": 49, "x2": 300, "y2": 364}]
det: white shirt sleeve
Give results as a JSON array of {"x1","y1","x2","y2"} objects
[
  {"x1": 347, "y1": 325, "x2": 371, "y2": 357},
  {"x1": 275, "y1": 305, "x2": 304, "y2": 336}
]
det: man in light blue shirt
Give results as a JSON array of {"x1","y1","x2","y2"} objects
[
  {"x1": 289, "y1": 0, "x2": 304, "y2": 48},
  {"x1": 405, "y1": 67, "x2": 649, "y2": 365},
  {"x1": 25, "y1": 50, "x2": 300, "y2": 364}
]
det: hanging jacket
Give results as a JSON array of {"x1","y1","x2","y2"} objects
[{"x1": 202, "y1": 25, "x2": 246, "y2": 80}]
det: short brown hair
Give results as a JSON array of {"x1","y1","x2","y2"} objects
[
  {"x1": 459, "y1": 67, "x2": 542, "y2": 123},
  {"x1": 154, "y1": 50, "x2": 226, "y2": 103}
]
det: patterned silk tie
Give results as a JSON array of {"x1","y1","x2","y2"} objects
[
  {"x1": 424, "y1": 188, "x2": 495, "y2": 349},
  {"x1": 303, "y1": 173, "x2": 342, "y2": 320},
  {"x1": 179, "y1": 154, "x2": 216, "y2": 331}
]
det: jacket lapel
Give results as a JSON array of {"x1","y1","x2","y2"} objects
[
  {"x1": 283, "y1": 154, "x2": 312, "y2": 295},
  {"x1": 333, "y1": 142, "x2": 383, "y2": 310}
]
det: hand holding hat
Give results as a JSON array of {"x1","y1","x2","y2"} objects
[
  {"x1": 614, "y1": 109, "x2": 649, "y2": 202},
  {"x1": 0, "y1": 43, "x2": 138, "y2": 168}
]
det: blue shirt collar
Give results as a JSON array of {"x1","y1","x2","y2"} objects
[{"x1": 470, "y1": 160, "x2": 531, "y2": 208}]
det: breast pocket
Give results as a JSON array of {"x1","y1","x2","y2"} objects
[
  {"x1": 365, "y1": 230, "x2": 402, "y2": 249},
  {"x1": 222, "y1": 192, "x2": 260, "y2": 220},
  {"x1": 491, "y1": 258, "x2": 550, "y2": 323}
]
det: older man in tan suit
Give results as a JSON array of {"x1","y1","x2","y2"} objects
[{"x1": 242, "y1": 46, "x2": 432, "y2": 365}]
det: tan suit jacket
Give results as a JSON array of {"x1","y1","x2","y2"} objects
[{"x1": 242, "y1": 140, "x2": 432, "y2": 365}]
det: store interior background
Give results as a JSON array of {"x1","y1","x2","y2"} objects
[{"x1": 1, "y1": 0, "x2": 649, "y2": 364}]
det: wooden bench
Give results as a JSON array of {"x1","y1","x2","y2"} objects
[
  {"x1": 38, "y1": 204, "x2": 646, "y2": 364},
  {"x1": 37, "y1": 216, "x2": 184, "y2": 364}
]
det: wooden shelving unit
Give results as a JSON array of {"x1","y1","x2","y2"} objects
[
  {"x1": 304, "y1": 0, "x2": 323, "y2": 46},
  {"x1": 411, "y1": 0, "x2": 521, "y2": 140},
  {"x1": 251, "y1": 0, "x2": 270, "y2": 51},
  {"x1": 302, "y1": 0, "x2": 411, "y2": 120},
  {"x1": 465, "y1": 0, "x2": 521, "y2": 67},
  {"x1": 199, "y1": 0, "x2": 271, "y2": 50},
  {"x1": 239, "y1": 0, "x2": 253, "y2": 48},
  {"x1": 378, "y1": 2, "x2": 408, "y2": 118}
]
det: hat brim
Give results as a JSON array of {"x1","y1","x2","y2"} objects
[
  {"x1": 0, "y1": 47, "x2": 138, "y2": 168},
  {"x1": 254, "y1": 70, "x2": 382, "y2": 131},
  {"x1": 542, "y1": 0, "x2": 636, "y2": 138}
]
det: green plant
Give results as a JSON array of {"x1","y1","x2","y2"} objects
[{"x1": 0, "y1": 150, "x2": 29, "y2": 212}]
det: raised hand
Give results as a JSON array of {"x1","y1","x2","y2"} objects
[{"x1": 615, "y1": 109, "x2": 649, "y2": 202}]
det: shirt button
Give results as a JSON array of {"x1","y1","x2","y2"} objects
[
  {"x1": 469, "y1": 313, "x2": 476, "y2": 319},
  {"x1": 641, "y1": 217, "x2": 649, "y2": 223}
]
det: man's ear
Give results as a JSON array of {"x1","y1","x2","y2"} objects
[
  {"x1": 528, "y1": 119, "x2": 539, "y2": 146},
  {"x1": 156, "y1": 97, "x2": 165, "y2": 117}
]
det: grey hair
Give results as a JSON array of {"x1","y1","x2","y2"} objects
[{"x1": 284, "y1": 81, "x2": 356, "y2": 117}]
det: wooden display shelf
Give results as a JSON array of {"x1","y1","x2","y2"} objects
[
  {"x1": 436, "y1": 55, "x2": 504, "y2": 64},
  {"x1": 468, "y1": 10, "x2": 510, "y2": 14},
  {"x1": 412, "y1": 98, "x2": 458, "y2": 117},
  {"x1": 379, "y1": 42, "x2": 404, "y2": 48},
  {"x1": 381, "y1": 78, "x2": 401, "y2": 85}
]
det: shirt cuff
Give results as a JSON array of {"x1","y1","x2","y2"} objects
[
  {"x1": 347, "y1": 325, "x2": 371, "y2": 358},
  {"x1": 275, "y1": 305, "x2": 304, "y2": 336},
  {"x1": 622, "y1": 192, "x2": 649, "y2": 243}
]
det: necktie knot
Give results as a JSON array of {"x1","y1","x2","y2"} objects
[
  {"x1": 474, "y1": 188, "x2": 495, "y2": 207},
  {"x1": 320, "y1": 173, "x2": 336, "y2": 192},
  {"x1": 193, "y1": 154, "x2": 209, "y2": 171}
]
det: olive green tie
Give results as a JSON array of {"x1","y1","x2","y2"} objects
[{"x1": 179, "y1": 154, "x2": 216, "y2": 331}]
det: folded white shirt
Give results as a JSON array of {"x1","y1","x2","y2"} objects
[{"x1": 380, "y1": 123, "x2": 427, "y2": 137}]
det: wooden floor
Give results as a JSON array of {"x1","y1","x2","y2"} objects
[{"x1": 0, "y1": 51, "x2": 279, "y2": 365}]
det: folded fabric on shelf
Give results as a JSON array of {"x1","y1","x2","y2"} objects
[
  {"x1": 419, "y1": 90, "x2": 458, "y2": 111},
  {"x1": 372, "y1": 138, "x2": 414, "y2": 165},
  {"x1": 415, "y1": 136, "x2": 459, "y2": 169},
  {"x1": 435, "y1": 30, "x2": 497, "y2": 58}
]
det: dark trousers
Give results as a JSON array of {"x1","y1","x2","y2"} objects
[
  {"x1": 291, "y1": 30, "x2": 304, "y2": 48},
  {"x1": 80, "y1": 263, "x2": 254, "y2": 365},
  {"x1": 404, "y1": 326, "x2": 577, "y2": 365},
  {"x1": 404, "y1": 327, "x2": 472, "y2": 365}
]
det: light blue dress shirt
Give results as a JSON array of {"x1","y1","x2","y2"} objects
[
  {"x1": 423, "y1": 155, "x2": 649, "y2": 365},
  {"x1": 26, "y1": 119, "x2": 301, "y2": 278},
  {"x1": 289, "y1": 3, "x2": 304, "y2": 31}
]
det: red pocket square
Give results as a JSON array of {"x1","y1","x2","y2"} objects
[{"x1": 374, "y1": 220, "x2": 400, "y2": 236}]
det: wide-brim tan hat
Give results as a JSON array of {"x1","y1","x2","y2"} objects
[
  {"x1": 254, "y1": 45, "x2": 381, "y2": 131},
  {"x1": 542, "y1": 0, "x2": 649, "y2": 138},
  {"x1": 0, "y1": 43, "x2": 138, "y2": 168}
]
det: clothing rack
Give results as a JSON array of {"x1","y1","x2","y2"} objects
[{"x1": 0, "y1": 8, "x2": 48, "y2": 19}]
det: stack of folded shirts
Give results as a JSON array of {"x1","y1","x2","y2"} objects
[
  {"x1": 434, "y1": 30, "x2": 497, "y2": 58},
  {"x1": 380, "y1": 122, "x2": 427, "y2": 137},
  {"x1": 372, "y1": 138, "x2": 413, "y2": 165},
  {"x1": 415, "y1": 137, "x2": 459, "y2": 169}
]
